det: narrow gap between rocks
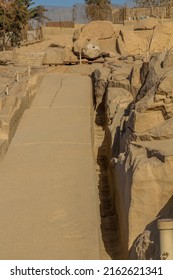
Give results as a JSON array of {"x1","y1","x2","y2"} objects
[{"x1": 92, "y1": 82, "x2": 122, "y2": 260}]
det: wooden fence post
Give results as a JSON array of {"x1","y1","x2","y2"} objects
[
  {"x1": 16, "y1": 71, "x2": 19, "y2": 82},
  {"x1": 5, "y1": 84, "x2": 9, "y2": 95}
]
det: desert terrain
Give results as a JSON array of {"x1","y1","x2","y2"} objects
[{"x1": 0, "y1": 18, "x2": 173, "y2": 260}]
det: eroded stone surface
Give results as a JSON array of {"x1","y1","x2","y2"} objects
[
  {"x1": 0, "y1": 73, "x2": 101, "y2": 260},
  {"x1": 92, "y1": 50, "x2": 173, "y2": 260}
]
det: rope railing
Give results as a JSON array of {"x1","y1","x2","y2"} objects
[{"x1": 0, "y1": 65, "x2": 45, "y2": 97}]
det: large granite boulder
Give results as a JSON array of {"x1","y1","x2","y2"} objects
[
  {"x1": 134, "y1": 18, "x2": 158, "y2": 31},
  {"x1": 162, "y1": 49, "x2": 173, "y2": 68},
  {"x1": 116, "y1": 28, "x2": 148, "y2": 56},
  {"x1": 81, "y1": 21, "x2": 115, "y2": 40},
  {"x1": 136, "y1": 52, "x2": 166, "y2": 102},
  {"x1": 43, "y1": 44, "x2": 77, "y2": 65},
  {"x1": 129, "y1": 60, "x2": 143, "y2": 97},
  {"x1": 73, "y1": 38, "x2": 107, "y2": 60},
  {"x1": 149, "y1": 24, "x2": 172, "y2": 53},
  {"x1": 116, "y1": 22, "x2": 173, "y2": 56},
  {"x1": 73, "y1": 21, "x2": 117, "y2": 59}
]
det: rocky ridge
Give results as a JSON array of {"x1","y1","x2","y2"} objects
[
  {"x1": 0, "y1": 71, "x2": 44, "y2": 162},
  {"x1": 2, "y1": 19, "x2": 173, "y2": 66},
  {"x1": 92, "y1": 49, "x2": 173, "y2": 259}
]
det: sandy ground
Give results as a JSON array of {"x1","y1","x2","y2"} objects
[{"x1": 18, "y1": 31, "x2": 74, "y2": 53}]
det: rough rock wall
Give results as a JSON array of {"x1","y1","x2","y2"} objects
[
  {"x1": 92, "y1": 51, "x2": 173, "y2": 259},
  {"x1": 0, "y1": 51, "x2": 44, "y2": 66},
  {"x1": 0, "y1": 73, "x2": 44, "y2": 162},
  {"x1": 92, "y1": 59, "x2": 134, "y2": 259}
]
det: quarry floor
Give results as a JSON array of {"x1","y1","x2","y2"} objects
[{"x1": 0, "y1": 71, "x2": 108, "y2": 259}]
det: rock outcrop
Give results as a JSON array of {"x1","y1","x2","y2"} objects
[
  {"x1": 73, "y1": 21, "x2": 117, "y2": 60},
  {"x1": 0, "y1": 73, "x2": 44, "y2": 162},
  {"x1": 92, "y1": 51, "x2": 173, "y2": 260},
  {"x1": 149, "y1": 24, "x2": 172, "y2": 53},
  {"x1": 43, "y1": 44, "x2": 78, "y2": 65},
  {"x1": 116, "y1": 21, "x2": 173, "y2": 57},
  {"x1": 134, "y1": 18, "x2": 158, "y2": 31}
]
